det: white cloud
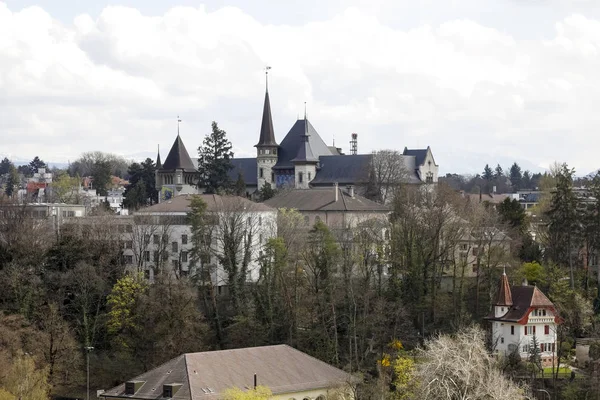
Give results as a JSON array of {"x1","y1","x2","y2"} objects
[{"x1": 0, "y1": 2, "x2": 599, "y2": 173}]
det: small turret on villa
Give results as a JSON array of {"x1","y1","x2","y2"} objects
[{"x1": 485, "y1": 270, "x2": 561, "y2": 367}]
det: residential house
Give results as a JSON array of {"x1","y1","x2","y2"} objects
[
  {"x1": 485, "y1": 271, "x2": 561, "y2": 367},
  {"x1": 100, "y1": 345, "x2": 354, "y2": 400}
]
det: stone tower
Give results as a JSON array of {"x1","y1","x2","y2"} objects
[{"x1": 255, "y1": 74, "x2": 279, "y2": 190}]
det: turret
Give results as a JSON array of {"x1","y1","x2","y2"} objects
[{"x1": 494, "y1": 269, "x2": 513, "y2": 318}]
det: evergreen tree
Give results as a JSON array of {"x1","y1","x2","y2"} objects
[
  {"x1": 522, "y1": 170, "x2": 532, "y2": 189},
  {"x1": 497, "y1": 198, "x2": 527, "y2": 233},
  {"x1": 258, "y1": 182, "x2": 275, "y2": 202},
  {"x1": 4, "y1": 164, "x2": 20, "y2": 197},
  {"x1": 0, "y1": 157, "x2": 12, "y2": 175},
  {"x1": 546, "y1": 163, "x2": 579, "y2": 288},
  {"x1": 234, "y1": 172, "x2": 246, "y2": 197},
  {"x1": 123, "y1": 180, "x2": 147, "y2": 211},
  {"x1": 29, "y1": 156, "x2": 47, "y2": 174},
  {"x1": 91, "y1": 160, "x2": 112, "y2": 196},
  {"x1": 482, "y1": 164, "x2": 493, "y2": 180},
  {"x1": 197, "y1": 121, "x2": 234, "y2": 194},
  {"x1": 509, "y1": 162, "x2": 522, "y2": 191},
  {"x1": 494, "y1": 164, "x2": 504, "y2": 180},
  {"x1": 122, "y1": 158, "x2": 157, "y2": 209}
]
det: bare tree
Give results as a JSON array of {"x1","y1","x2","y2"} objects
[
  {"x1": 416, "y1": 326, "x2": 530, "y2": 399},
  {"x1": 366, "y1": 149, "x2": 410, "y2": 203}
]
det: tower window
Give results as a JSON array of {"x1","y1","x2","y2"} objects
[
  {"x1": 271, "y1": 172, "x2": 274, "y2": 182},
  {"x1": 299, "y1": 172, "x2": 303, "y2": 183},
  {"x1": 265, "y1": 149, "x2": 270, "y2": 155},
  {"x1": 273, "y1": 148, "x2": 277, "y2": 155},
  {"x1": 308, "y1": 172, "x2": 311, "y2": 181},
  {"x1": 260, "y1": 168, "x2": 264, "y2": 178}
]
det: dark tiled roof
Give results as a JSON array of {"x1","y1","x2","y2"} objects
[
  {"x1": 311, "y1": 155, "x2": 372, "y2": 185},
  {"x1": 256, "y1": 91, "x2": 278, "y2": 147},
  {"x1": 102, "y1": 345, "x2": 352, "y2": 400},
  {"x1": 229, "y1": 158, "x2": 258, "y2": 186},
  {"x1": 402, "y1": 147, "x2": 428, "y2": 167},
  {"x1": 264, "y1": 187, "x2": 389, "y2": 212},
  {"x1": 137, "y1": 194, "x2": 274, "y2": 213},
  {"x1": 486, "y1": 285, "x2": 556, "y2": 323},
  {"x1": 162, "y1": 135, "x2": 197, "y2": 172},
  {"x1": 274, "y1": 119, "x2": 333, "y2": 170}
]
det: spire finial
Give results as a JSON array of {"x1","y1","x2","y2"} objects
[
  {"x1": 304, "y1": 102, "x2": 307, "y2": 120},
  {"x1": 177, "y1": 116, "x2": 182, "y2": 135},
  {"x1": 265, "y1": 66, "x2": 271, "y2": 92}
]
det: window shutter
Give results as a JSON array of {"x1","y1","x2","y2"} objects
[
  {"x1": 524, "y1": 326, "x2": 527, "y2": 335},
  {"x1": 545, "y1": 325, "x2": 549, "y2": 335},
  {"x1": 533, "y1": 326, "x2": 536, "y2": 334}
]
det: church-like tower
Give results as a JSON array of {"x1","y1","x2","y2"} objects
[
  {"x1": 156, "y1": 133, "x2": 199, "y2": 202},
  {"x1": 255, "y1": 70, "x2": 279, "y2": 191}
]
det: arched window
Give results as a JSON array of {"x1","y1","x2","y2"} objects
[
  {"x1": 260, "y1": 168, "x2": 264, "y2": 178},
  {"x1": 298, "y1": 172, "x2": 304, "y2": 183},
  {"x1": 304, "y1": 215, "x2": 310, "y2": 225},
  {"x1": 315, "y1": 216, "x2": 321, "y2": 224}
]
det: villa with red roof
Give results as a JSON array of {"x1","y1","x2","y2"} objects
[{"x1": 485, "y1": 271, "x2": 561, "y2": 367}]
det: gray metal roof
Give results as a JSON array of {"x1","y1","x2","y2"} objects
[
  {"x1": 162, "y1": 135, "x2": 197, "y2": 172},
  {"x1": 101, "y1": 345, "x2": 352, "y2": 400},
  {"x1": 264, "y1": 187, "x2": 390, "y2": 212},
  {"x1": 255, "y1": 91, "x2": 278, "y2": 147},
  {"x1": 274, "y1": 119, "x2": 333, "y2": 170},
  {"x1": 229, "y1": 158, "x2": 258, "y2": 186}
]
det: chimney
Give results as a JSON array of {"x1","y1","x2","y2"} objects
[
  {"x1": 334, "y1": 182, "x2": 338, "y2": 202},
  {"x1": 348, "y1": 185, "x2": 355, "y2": 198}
]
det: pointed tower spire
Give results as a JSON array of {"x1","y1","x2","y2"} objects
[
  {"x1": 156, "y1": 144, "x2": 162, "y2": 169},
  {"x1": 255, "y1": 67, "x2": 278, "y2": 147},
  {"x1": 495, "y1": 270, "x2": 513, "y2": 306}
]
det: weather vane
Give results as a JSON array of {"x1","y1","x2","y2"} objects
[
  {"x1": 265, "y1": 66, "x2": 271, "y2": 90},
  {"x1": 177, "y1": 115, "x2": 182, "y2": 135}
]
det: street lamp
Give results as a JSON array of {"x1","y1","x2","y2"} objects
[{"x1": 85, "y1": 346, "x2": 94, "y2": 400}]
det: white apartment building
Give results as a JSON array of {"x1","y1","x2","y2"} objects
[{"x1": 122, "y1": 194, "x2": 277, "y2": 286}]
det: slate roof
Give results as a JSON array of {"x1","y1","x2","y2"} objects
[
  {"x1": 162, "y1": 135, "x2": 197, "y2": 172},
  {"x1": 256, "y1": 91, "x2": 278, "y2": 147},
  {"x1": 274, "y1": 119, "x2": 333, "y2": 169},
  {"x1": 136, "y1": 194, "x2": 274, "y2": 214},
  {"x1": 402, "y1": 147, "x2": 429, "y2": 166},
  {"x1": 101, "y1": 345, "x2": 352, "y2": 400},
  {"x1": 156, "y1": 148, "x2": 162, "y2": 169},
  {"x1": 311, "y1": 155, "x2": 372, "y2": 185},
  {"x1": 485, "y1": 284, "x2": 556, "y2": 323},
  {"x1": 229, "y1": 158, "x2": 258, "y2": 186},
  {"x1": 264, "y1": 187, "x2": 390, "y2": 212}
]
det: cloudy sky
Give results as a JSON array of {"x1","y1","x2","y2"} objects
[{"x1": 2, "y1": 0, "x2": 600, "y2": 174}]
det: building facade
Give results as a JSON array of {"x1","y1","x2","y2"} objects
[
  {"x1": 485, "y1": 271, "x2": 560, "y2": 367},
  {"x1": 122, "y1": 194, "x2": 276, "y2": 286}
]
